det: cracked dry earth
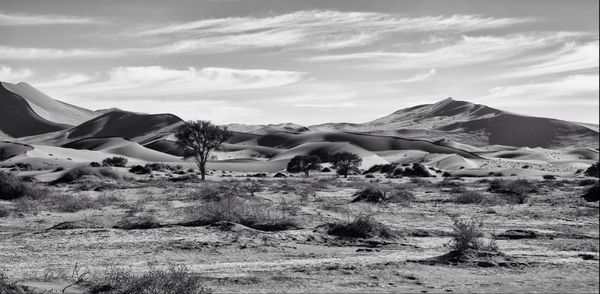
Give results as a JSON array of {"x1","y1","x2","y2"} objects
[{"x1": 1, "y1": 176, "x2": 598, "y2": 293}]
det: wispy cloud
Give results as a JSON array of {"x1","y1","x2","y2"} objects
[
  {"x1": 0, "y1": 46, "x2": 124, "y2": 60},
  {"x1": 130, "y1": 10, "x2": 531, "y2": 53},
  {"x1": 0, "y1": 65, "x2": 33, "y2": 82},
  {"x1": 305, "y1": 32, "x2": 591, "y2": 69},
  {"x1": 398, "y1": 69, "x2": 437, "y2": 83},
  {"x1": 0, "y1": 11, "x2": 105, "y2": 25},
  {"x1": 501, "y1": 41, "x2": 599, "y2": 78},
  {"x1": 35, "y1": 66, "x2": 306, "y2": 98},
  {"x1": 482, "y1": 74, "x2": 599, "y2": 105}
]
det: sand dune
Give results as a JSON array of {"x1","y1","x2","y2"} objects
[
  {"x1": 0, "y1": 83, "x2": 70, "y2": 137},
  {"x1": 257, "y1": 131, "x2": 480, "y2": 159},
  {"x1": 63, "y1": 137, "x2": 181, "y2": 162},
  {"x1": 2, "y1": 82, "x2": 99, "y2": 125},
  {"x1": 312, "y1": 98, "x2": 598, "y2": 149},
  {"x1": 0, "y1": 141, "x2": 34, "y2": 161}
]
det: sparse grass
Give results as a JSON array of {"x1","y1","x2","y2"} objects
[
  {"x1": 487, "y1": 179, "x2": 536, "y2": 204},
  {"x1": 0, "y1": 205, "x2": 9, "y2": 217},
  {"x1": 351, "y1": 186, "x2": 386, "y2": 203},
  {"x1": 116, "y1": 215, "x2": 161, "y2": 230},
  {"x1": 454, "y1": 191, "x2": 485, "y2": 204},
  {"x1": 86, "y1": 264, "x2": 212, "y2": 294},
  {"x1": 0, "y1": 271, "x2": 36, "y2": 294},
  {"x1": 53, "y1": 165, "x2": 123, "y2": 184},
  {"x1": 449, "y1": 217, "x2": 498, "y2": 253},
  {"x1": 328, "y1": 215, "x2": 394, "y2": 239},
  {"x1": 0, "y1": 171, "x2": 47, "y2": 200},
  {"x1": 187, "y1": 196, "x2": 298, "y2": 231},
  {"x1": 386, "y1": 189, "x2": 416, "y2": 204},
  {"x1": 49, "y1": 194, "x2": 100, "y2": 213},
  {"x1": 579, "y1": 179, "x2": 598, "y2": 186}
]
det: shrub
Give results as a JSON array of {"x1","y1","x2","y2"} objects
[
  {"x1": 0, "y1": 172, "x2": 46, "y2": 200},
  {"x1": 116, "y1": 215, "x2": 161, "y2": 230},
  {"x1": 328, "y1": 216, "x2": 394, "y2": 239},
  {"x1": 1, "y1": 272, "x2": 36, "y2": 294},
  {"x1": 129, "y1": 165, "x2": 151, "y2": 174},
  {"x1": 449, "y1": 217, "x2": 497, "y2": 253},
  {"x1": 102, "y1": 157, "x2": 128, "y2": 167},
  {"x1": 87, "y1": 264, "x2": 212, "y2": 294},
  {"x1": 582, "y1": 184, "x2": 599, "y2": 202},
  {"x1": 584, "y1": 162, "x2": 599, "y2": 177},
  {"x1": 394, "y1": 163, "x2": 432, "y2": 178},
  {"x1": 50, "y1": 194, "x2": 99, "y2": 213},
  {"x1": 579, "y1": 179, "x2": 599, "y2": 186},
  {"x1": 53, "y1": 166, "x2": 122, "y2": 184},
  {"x1": 0, "y1": 205, "x2": 10, "y2": 217},
  {"x1": 454, "y1": 191, "x2": 484, "y2": 204},
  {"x1": 487, "y1": 179, "x2": 536, "y2": 204},
  {"x1": 542, "y1": 175, "x2": 556, "y2": 180},
  {"x1": 387, "y1": 189, "x2": 416, "y2": 204},
  {"x1": 351, "y1": 186, "x2": 386, "y2": 203},
  {"x1": 0, "y1": 172, "x2": 33, "y2": 200},
  {"x1": 145, "y1": 163, "x2": 173, "y2": 172},
  {"x1": 188, "y1": 197, "x2": 297, "y2": 231},
  {"x1": 89, "y1": 162, "x2": 102, "y2": 167},
  {"x1": 321, "y1": 167, "x2": 331, "y2": 173}
]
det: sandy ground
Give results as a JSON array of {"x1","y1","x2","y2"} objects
[{"x1": 0, "y1": 174, "x2": 598, "y2": 293}]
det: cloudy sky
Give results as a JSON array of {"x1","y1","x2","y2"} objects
[{"x1": 0, "y1": 0, "x2": 598, "y2": 124}]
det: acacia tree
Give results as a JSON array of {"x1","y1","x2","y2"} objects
[
  {"x1": 330, "y1": 152, "x2": 362, "y2": 178},
  {"x1": 287, "y1": 155, "x2": 321, "y2": 177},
  {"x1": 175, "y1": 120, "x2": 232, "y2": 180}
]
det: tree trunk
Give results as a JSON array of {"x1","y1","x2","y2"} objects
[
  {"x1": 305, "y1": 170, "x2": 309, "y2": 177},
  {"x1": 200, "y1": 166, "x2": 206, "y2": 180}
]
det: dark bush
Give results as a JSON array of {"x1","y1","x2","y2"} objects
[
  {"x1": 542, "y1": 175, "x2": 556, "y2": 180},
  {"x1": 582, "y1": 184, "x2": 599, "y2": 202},
  {"x1": 53, "y1": 166, "x2": 122, "y2": 184},
  {"x1": 328, "y1": 216, "x2": 394, "y2": 239},
  {"x1": 0, "y1": 172, "x2": 42, "y2": 200},
  {"x1": 273, "y1": 172, "x2": 287, "y2": 178},
  {"x1": 144, "y1": 162, "x2": 173, "y2": 172},
  {"x1": 87, "y1": 264, "x2": 212, "y2": 294},
  {"x1": 579, "y1": 179, "x2": 598, "y2": 186},
  {"x1": 89, "y1": 162, "x2": 101, "y2": 167},
  {"x1": 454, "y1": 191, "x2": 484, "y2": 204},
  {"x1": 449, "y1": 217, "x2": 497, "y2": 253},
  {"x1": 351, "y1": 186, "x2": 386, "y2": 203},
  {"x1": 321, "y1": 167, "x2": 332, "y2": 173},
  {"x1": 129, "y1": 165, "x2": 151, "y2": 174},
  {"x1": 102, "y1": 157, "x2": 128, "y2": 167},
  {"x1": 584, "y1": 162, "x2": 599, "y2": 177}
]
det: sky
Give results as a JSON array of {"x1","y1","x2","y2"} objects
[{"x1": 0, "y1": 0, "x2": 598, "y2": 125}]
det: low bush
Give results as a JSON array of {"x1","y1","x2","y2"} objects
[
  {"x1": 0, "y1": 172, "x2": 47, "y2": 200},
  {"x1": 49, "y1": 194, "x2": 100, "y2": 213},
  {"x1": 116, "y1": 215, "x2": 161, "y2": 230},
  {"x1": 53, "y1": 166, "x2": 122, "y2": 184},
  {"x1": 542, "y1": 175, "x2": 556, "y2": 180},
  {"x1": 188, "y1": 197, "x2": 297, "y2": 231},
  {"x1": 86, "y1": 264, "x2": 212, "y2": 294},
  {"x1": 351, "y1": 186, "x2": 386, "y2": 203},
  {"x1": 582, "y1": 184, "x2": 599, "y2": 202},
  {"x1": 584, "y1": 162, "x2": 599, "y2": 178},
  {"x1": 579, "y1": 179, "x2": 599, "y2": 186},
  {"x1": 129, "y1": 165, "x2": 151, "y2": 175},
  {"x1": 1, "y1": 272, "x2": 36, "y2": 294},
  {"x1": 449, "y1": 217, "x2": 497, "y2": 253},
  {"x1": 454, "y1": 191, "x2": 484, "y2": 204},
  {"x1": 387, "y1": 189, "x2": 416, "y2": 204},
  {"x1": 328, "y1": 216, "x2": 394, "y2": 239},
  {"x1": 102, "y1": 157, "x2": 128, "y2": 167},
  {"x1": 487, "y1": 179, "x2": 536, "y2": 204}
]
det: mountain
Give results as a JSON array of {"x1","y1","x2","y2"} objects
[
  {"x1": 0, "y1": 82, "x2": 101, "y2": 138},
  {"x1": 312, "y1": 98, "x2": 599, "y2": 148},
  {"x1": 0, "y1": 82, "x2": 70, "y2": 137},
  {"x1": 19, "y1": 110, "x2": 184, "y2": 146}
]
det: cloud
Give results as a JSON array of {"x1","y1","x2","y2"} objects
[
  {"x1": 35, "y1": 66, "x2": 306, "y2": 98},
  {"x1": 0, "y1": 65, "x2": 33, "y2": 82},
  {"x1": 398, "y1": 69, "x2": 437, "y2": 83},
  {"x1": 130, "y1": 10, "x2": 531, "y2": 53},
  {"x1": 305, "y1": 32, "x2": 592, "y2": 69},
  {"x1": 0, "y1": 11, "x2": 104, "y2": 25},
  {"x1": 0, "y1": 46, "x2": 124, "y2": 60},
  {"x1": 481, "y1": 74, "x2": 599, "y2": 105},
  {"x1": 501, "y1": 41, "x2": 599, "y2": 78}
]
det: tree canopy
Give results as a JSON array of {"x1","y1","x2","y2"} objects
[
  {"x1": 330, "y1": 152, "x2": 362, "y2": 178},
  {"x1": 175, "y1": 120, "x2": 232, "y2": 180},
  {"x1": 287, "y1": 155, "x2": 321, "y2": 176}
]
